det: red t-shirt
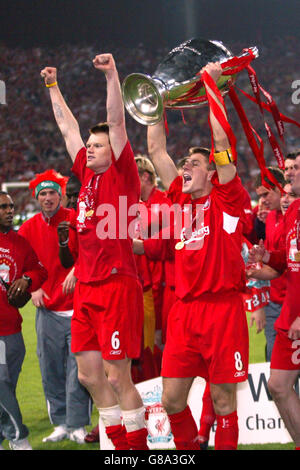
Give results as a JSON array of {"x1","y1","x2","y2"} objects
[
  {"x1": 72, "y1": 141, "x2": 140, "y2": 283},
  {"x1": 270, "y1": 199, "x2": 300, "y2": 332},
  {"x1": 165, "y1": 173, "x2": 246, "y2": 300},
  {"x1": 18, "y1": 206, "x2": 76, "y2": 312},
  {"x1": 0, "y1": 229, "x2": 47, "y2": 335},
  {"x1": 264, "y1": 209, "x2": 286, "y2": 304},
  {"x1": 135, "y1": 187, "x2": 171, "y2": 290}
]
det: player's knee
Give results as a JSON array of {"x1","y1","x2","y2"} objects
[
  {"x1": 268, "y1": 376, "x2": 288, "y2": 400},
  {"x1": 107, "y1": 371, "x2": 124, "y2": 395},
  {"x1": 161, "y1": 390, "x2": 184, "y2": 415},
  {"x1": 77, "y1": 370, "x2": 96, "y2": 391},
  {"x1": 210, "y1": 385, "x2": 236, "y2": 415}
]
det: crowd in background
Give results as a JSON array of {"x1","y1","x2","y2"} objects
[{"x1": 1, "y1": 35, "x2": 300, "y2": 212}]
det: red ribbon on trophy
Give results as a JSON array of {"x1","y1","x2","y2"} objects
[{"x1": 174, "y1": 47, "x2": 299, "y2": 193}]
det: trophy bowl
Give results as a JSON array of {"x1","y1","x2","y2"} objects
[{"x1": 122, "y1": 38, "x2": 239, "y2": 125}]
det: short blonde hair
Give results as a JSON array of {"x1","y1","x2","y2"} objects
[{"x1": 135, "y1": 154, "x2": 157, "y2": 184}]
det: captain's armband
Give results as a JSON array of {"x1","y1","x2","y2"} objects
[{"x1": 213, "y1": 147, "x2": 236, "y2": 166}]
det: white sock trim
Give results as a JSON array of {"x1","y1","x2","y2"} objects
[
  {"x1": 98, "y1": 404, "x2": 122, "y2": 427},
  {"x1": 122, "y1": 406, "x2": 146, "y2": 433}
]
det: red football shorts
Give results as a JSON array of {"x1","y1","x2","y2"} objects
[
  {"x1": 161, "y1": 285, "x2": 176, "y2": 345},
  {"x1": 271, "y1": 329, "x2": 300, "y2": 370},
  {"x1": 161, "y1": 292, "x2": 249, "y2": 384},
  {"x1": 71, "y1": 274, "x2": 144, "y2": 360}
]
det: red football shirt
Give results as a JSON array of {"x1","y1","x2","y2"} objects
[
  {"x1": 167, "y1": 173, "x2": 246, "y2": 300},
  {"x1": 265, "y1": 209, "x2": 286, "y2": 304},
  {"x1": 72, "y1": 141, "x2": 140, "y2": 283},
  {"x1": 18, "y1": 206, "x2": 76, "y2": 312},
  {"x1": 0, "y1": 229, "x2": 47, "y2": 335},
  {"x1": 270, "y1": 199, "x2": 300, "y2": 332}
]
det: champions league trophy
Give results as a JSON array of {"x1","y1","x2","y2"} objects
[{"x1": 122, "y1": 38, "x2": 259, "y2": 125}]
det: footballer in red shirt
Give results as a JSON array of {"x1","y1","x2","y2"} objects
[
  {"x1": 41, "y1": 54, "x2": 148, "y2": 450},
  {"x1": 146, "y1": 62, "x2": 249, "y2": 450}
]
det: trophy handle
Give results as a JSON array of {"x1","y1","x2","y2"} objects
[{"x1": 122, "y1": 73, "x2": 167, "y2": 126}]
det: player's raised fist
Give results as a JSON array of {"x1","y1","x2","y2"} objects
[
  {"x1": 92, "y1": 54, "x2": 116, "y2": 74},
  {"x1": 40, "y1": 67, "x2": 57, "y2": 86}
]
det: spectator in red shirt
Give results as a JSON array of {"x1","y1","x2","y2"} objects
[
  {"x1": 254, "y1": 167, "x2": 286, "y2": 361},
  {"x1": 247, "y1": 153, "x2": 300, "y2": 450},
  {"x1": 19, "y1": 170, "x2": 92, "y2": 444}
]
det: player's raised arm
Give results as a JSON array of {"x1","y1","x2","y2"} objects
[
  {"x1": 40, "y1": 67, "x2": 84, "y2": 161},
  {"x1": 203, "y1": 62, "x2": 236, "y2": 185},
  {"x1": 92, "y1": 54, "x2": 127, "y2": 160},
  {"x1": 147, "y1": 119, "x2": 178, "y2": 190}
]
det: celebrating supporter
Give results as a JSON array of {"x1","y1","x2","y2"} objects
[
  {"x1": 18, "y1": 170, "x2": 92, "y2": 444},
  {"x1": 247, "y1": 152, "x2": 300, "y2": 450}
]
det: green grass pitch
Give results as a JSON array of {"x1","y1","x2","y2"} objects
[{"x1": 1, "y1": 303, "x2": 294, "y2": 450}]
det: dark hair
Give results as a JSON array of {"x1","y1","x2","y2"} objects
[
  {"x1": 0, "y1": 191, "x2": 9, "y2": 197},
  {"x1": 188, "y1": 146, "x2": 216, "y2": 171},
  {"x1": 285, "y1": 152, "x2": 298, "y2": 161},
  {"x1": 66, "y1": 174, "x2": 81, "y2": 191},
  {"x1": 89, "y1": 122, "x2": 109, "y2": 135},
  {"x1": 254, "y1": 166, "x2": 285, "y2": 189}
]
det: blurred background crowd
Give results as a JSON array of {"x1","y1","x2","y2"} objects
[{"x1": 1, "y1": 34, "x2": 300, "y2": 213}]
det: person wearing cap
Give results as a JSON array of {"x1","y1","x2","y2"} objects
[{"x1": 18, "y1": 169, "x2": 92, "y2": 445}]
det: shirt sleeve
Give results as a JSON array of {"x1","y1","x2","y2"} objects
[
  {"x1": 72, "y1": 147, "x2": 92, "y2": 183},
  {"x1": 268, "y1": 249, "x2": 287, "y2": 273},
  {"x1": 21, "y1": 238, "x2": 48, "y2": 292},
  {"x1": 114, "y1": 140, "x2": 140, "y2": 198},
  {"x1": 212, "y1": 173, "x2": 246, "y2": 218}
]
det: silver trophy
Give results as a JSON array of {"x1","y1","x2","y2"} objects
[{"x1": 122, "y1": 38, "x2": 258, "y2": 125}]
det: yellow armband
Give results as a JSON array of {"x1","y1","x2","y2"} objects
[
  {"x1": 213, "y1": 147, "x2": 236, "y2": 166},
  {"x1": 46, "y1": 82, "x2": 57, "y2": 88}
]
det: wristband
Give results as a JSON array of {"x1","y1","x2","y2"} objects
[
  {"x1": 213, "y1": 147, "x2": 235, "y2": 166},
  {"x1": 22, "y1": 274, "x2": 32, "y2": 287},
  {"x1": 59, "y1": 238, "x2": 69, "y2": 247},
  {"x1": 46, "y1": 82, "x2": 57, "y2": 88}
]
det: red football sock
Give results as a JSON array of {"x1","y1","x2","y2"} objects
[
  {"x1": 199, "y1": 383, "x2": 216, "y2": 441},
  {"x1": 105, "y1": 424, "x2": 130, "y2": 450},
  {"x1": 215, "y1": 411, "x2": 239, "y2": 450},
  {"x1": 126, "y1": 427, "x2": 149, "y2": 450},
  {"x1": 295, "y1": 446, "x2": 300, "y2": 450},
  {"x1": 168, "y1": 406, "x2": 200, "y2": 450}
]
